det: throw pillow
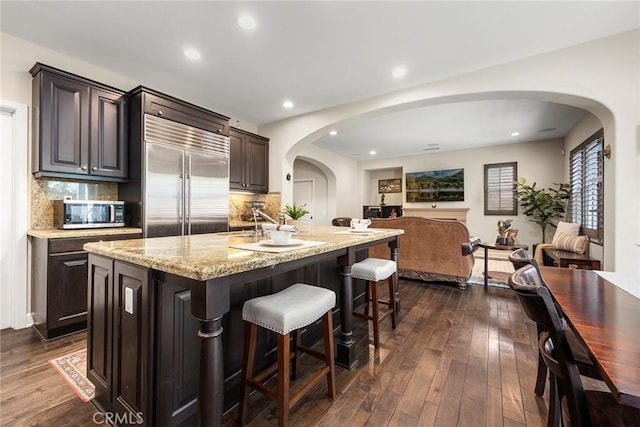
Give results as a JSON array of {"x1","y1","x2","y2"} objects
[
  {"x1": 554, "y1": 232, "x2": 589, "y2": 254},
  {"x1": 552, "y1": 221, "x2": 581, "y2": 245}
]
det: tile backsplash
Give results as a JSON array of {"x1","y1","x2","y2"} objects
[
  {"x1": 30, "y1": 175, "x2": 282, "y2": 229},
  {"x1": 30, "y1": 177, "x2": 118, "y2": 229},
  {"x1": 229, "y1": 192, "x2": 281, "y2": 223}
]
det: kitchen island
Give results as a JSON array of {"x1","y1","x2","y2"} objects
[{"x1": 83, "y1": 226, "x2": 402, "y2": 426}]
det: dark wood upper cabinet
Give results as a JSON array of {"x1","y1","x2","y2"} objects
[
  {"x1": 136, "y1": 87, "x2": 229, "y2": 136},
  {"x1": 229, "y1": 127, "x2": 269, "y2": 193},
  {"x1": 30, "y1": 63, "x2": 128, "y2": 182}
]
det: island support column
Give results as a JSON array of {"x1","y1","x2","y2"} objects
[
  {"x1": 336, "y1": 248, "x2": 356, "y2": 369},
  {"x1": 190, "y1": 277, "x2": 231, "y2": 427}
]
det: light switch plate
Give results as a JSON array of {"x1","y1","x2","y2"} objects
[{"x1": 125, "y1": 287, "x2": 134, "y2": 314}]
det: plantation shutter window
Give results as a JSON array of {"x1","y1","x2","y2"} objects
[
  {"x1": 484, "y1": 162, "x2": 518, "y2": 215},
  {"x1": 569, "y1": 129, "x2": 604, "y2": 241}
]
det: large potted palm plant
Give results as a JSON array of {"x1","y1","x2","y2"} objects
[{"x1": 515, "y1": 178, "x2": 571, "y2": 243}]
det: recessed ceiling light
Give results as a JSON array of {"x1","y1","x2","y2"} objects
[
  {"x1": 369, "y1": 150, "x2": 377, "y2": 155},
  {"x1": 392, "y1": 67, "x2": 407, "y2": 79},
  {"x1": 282, "y1": 100, "x2": 294, "y2": 109},
  {"x1": 237, "y1": 15, "x2": 257, "y2": 30},
  {"x1": 511, "y1": 132, "x2": 520, "y2": 137},
  {"x1": 183, "y1": 48, "x2": 201, "y2": 61},
  {"x1": 329, "y1": 130, "x2": 337, "y2": 136}
]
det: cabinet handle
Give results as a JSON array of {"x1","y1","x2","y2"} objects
[
  {"x1": 92, "y1": 166, "x2": 98, "y2": 171},
  {"x1": 81, "y1": 165, "x2": 87, "y2": 171},
  {"x1": 158, "y1": 110, "x2": 163, "y2": 116}
]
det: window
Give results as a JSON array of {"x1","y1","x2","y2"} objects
[
  {"x1": 569, "y1": 129, "x2": 604, "y2": 241},
  {"x1": 484, "y1": 162, "x2": 517, "y2": 215}
]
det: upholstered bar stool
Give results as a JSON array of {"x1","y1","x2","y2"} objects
[
  {"x1": 351, "y1": 258, "x2": 397, "y2": 348},
  {"x1": 238, "y1": 283, "x2": 337, "y2": 427}
]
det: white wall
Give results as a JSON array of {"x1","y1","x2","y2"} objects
[
  {"x1": 291, "y1": 143, "x2": 359, "y2": 220},
  {"x1": 260, "y1": 30, "x2": 640, "y2": 296},
  {"x1": 364, "y1": 169, "x2": 403, "y2": 207},
  {"x1": 359, "y1": 139, "x2": 565, "y2": 247}
]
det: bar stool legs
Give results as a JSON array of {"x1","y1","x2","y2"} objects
[
  {"x1": 352, "y1": 258, "x2": 398, "y2": 349},
  {"x1": 238, "y1": 323, "x2": 257, "y2": 426},
  {"x1": 238, "y1": 284, "x2": 336, "y2": 427},
  {"x1": 356, "y1": 275, "x2": 396, "y2": 348}
]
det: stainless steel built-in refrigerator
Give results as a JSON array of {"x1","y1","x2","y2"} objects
[{"x1": 143, "y1": 114, "x2": 229, "y2": 237}]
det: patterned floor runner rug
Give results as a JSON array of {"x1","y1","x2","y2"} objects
[{"x1": 49, "y1": 348, "x2": 95, "y2": 402}]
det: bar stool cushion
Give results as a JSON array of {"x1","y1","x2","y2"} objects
[
  {"x1": 351, "y1": 258, "x2": 397, "y2": 282},
  {"x1": 242, "y1": 283, "x2": 336, "y2": 335}
]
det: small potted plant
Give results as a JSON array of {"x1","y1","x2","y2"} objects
[
  {"x1": 282, "y1": 203, "x2": 309, "y2": 226},
  {"x1": 496, "y1": 219, "x2": 513, "y2": 245}
]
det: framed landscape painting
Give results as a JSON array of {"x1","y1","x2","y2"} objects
[
  {"x1": 405, "y1": 168, "x2": 464, "y2": 202},
  {"x1": 378, "y1": 178, "x2": 402, "y2": 193}
]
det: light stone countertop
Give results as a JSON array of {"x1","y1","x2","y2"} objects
[
  {"x1": 27, "y1": 227, "x2": 143, "y2": 239},
  {"x1": 229, "y1": 220, "x2": 261, "y2": 229},
  {"x1": 83, "y1": 226, "x2": 403, "y2": 281}
]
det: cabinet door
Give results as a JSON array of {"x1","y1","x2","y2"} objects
[
  {"x1": 245, "y1": 136, "x2": 269, "y2": 193},
  {"x1": 40, "y1": 72, "x2": 90, "y2": 175},
  {"x1": 112, "y1": 261, "x2": 150, "y2": 425},
  {"x1": 229, "y1": 131, "x2": 245, "y2": 190},
  {"x1": 87, "y1": 254, "x2": 114, "y2": 409},
  {"x1": 90, "y1": 88, "x2": 128, "y2": 179},
  {"x1": 143, "y1": 92, "x2": 229, "y2": 136},
  {"x1": 48, "y1": 252, "x2": 89, "y2": 330}
]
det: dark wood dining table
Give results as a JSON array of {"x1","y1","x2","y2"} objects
[{"x1": 540, "y1": 266, "x2": 640, "y2": 409}]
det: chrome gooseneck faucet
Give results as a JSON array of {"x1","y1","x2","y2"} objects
[
  {"x1": 252, "y1": 207, "x2": 278, "y2": 236},
  {"x1": 252, "y1": 207, "x2": 278, "y2": 224}
]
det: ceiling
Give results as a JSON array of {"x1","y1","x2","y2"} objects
[{"x1": 2, "y1": 1, "x2": 638, "y2": 159}]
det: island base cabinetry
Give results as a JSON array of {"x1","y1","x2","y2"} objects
[
  {"x1": 87, "y1": 254, "x2": 352, "y2": 426},
  {"x1": 87, "y1": 254, "x2": 150, "y2": 426}
]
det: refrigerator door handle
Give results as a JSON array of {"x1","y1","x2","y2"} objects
[{"x1": 185, "y1": 155, "x2": 191, "y2": 235}]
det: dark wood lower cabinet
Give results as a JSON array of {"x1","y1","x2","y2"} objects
[
  {"x1": 87, "y1": 254, "x2": 366, "y2": 426},
  {"x1": 31, "y1": 233, "x2": 141, "y2": 340}
]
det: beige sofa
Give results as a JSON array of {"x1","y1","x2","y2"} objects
[{"x1": 369, "y1": 216, "x2": 478, "y2": 289}]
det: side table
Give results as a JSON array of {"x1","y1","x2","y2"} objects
[{"x1": 478, "y1": 242, "x2": 529, "y2": 287}]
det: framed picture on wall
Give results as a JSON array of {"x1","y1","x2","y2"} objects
[
  {"x1": 378, "y1": 178, "x2": 402, "y2": 193},
  {"x1": 405, "y1": 168, "x2": 464, "y2": 202}
]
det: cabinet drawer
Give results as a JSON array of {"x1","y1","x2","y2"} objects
[
  {"x1": 143, "y1": 92, "x2": 229, "y2": 136},
  {"x1": 49, "y1": 233, "x2": 142, "y2": 254}
]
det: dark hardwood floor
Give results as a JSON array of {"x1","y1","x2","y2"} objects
[{"x1": 1, "y1": 280, "x2": 554, "y2": 426}]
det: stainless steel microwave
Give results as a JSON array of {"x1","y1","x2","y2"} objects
[{"x1": 53, "y1": 200, "x2": 125, "y2": 229}]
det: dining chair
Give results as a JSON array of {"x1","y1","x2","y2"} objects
[
  {"x1": 331, "y1": 217, "x2": 352, "y2": 227},
  {"x1": 508, "y1": 263, "x2": 601, "y2": 399},
  {"x1": 537, "y1": 288, "x2": 639, "y2": 426},
  {"x1": 508, "y1": 247, "x2": 531, "y2": 270}
]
